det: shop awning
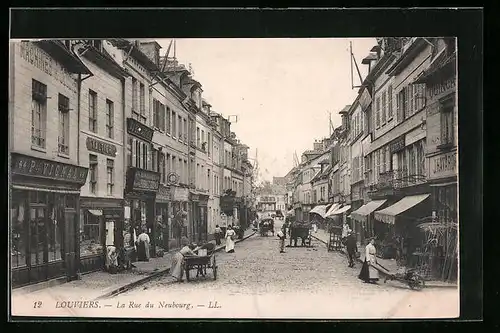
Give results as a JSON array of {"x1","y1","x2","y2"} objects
[
  {"x1": 309, "y1": 205, "x2": 328, "y2": 218},
  {"x1": 88, "y1": 209, "x2": 103, "y2": 216},
  {"x1": 11, "y1": 184, "x2": 80, "y2": 194},
  {"x1": 374, "y1": 194, "x2": 430, "y2": 225},
  {"x1": 349, "y1": 200, "x2": 387, "y2": 222},
  {"x1": 324, "y1": 203, "x2": 341, "y2": 218},
  {"x1": 334, "y1": 205, "x2": 351, "y2": 215},
  {"x1": 286, "y1": 209, "x2": 295, "y2": 217}
]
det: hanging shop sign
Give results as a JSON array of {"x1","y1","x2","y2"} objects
[
  {"x1": 126, "y1": 118, "x2": 154, "y2": 142},
  {"x1": 11, "y1": 152, "x2": 88, "y2": 184},
  {"x1": 156, "y1": 184, "x2": 171, "y2": 203},
  {"x1": 390, "y1": 135, "x2": 405, "y2": 154},
  {"x1": 125, "y1": 167, "x2": 160, "y2": 193},
  {"x1": 428, "y1": 150, "x2": 457, "y2": 180},
  {"x1": 170, "y1": 186, "x2": 189, "y2": 202},
  {"x1": 86, "y1": 137, "x2": 117, "y2": 157}
]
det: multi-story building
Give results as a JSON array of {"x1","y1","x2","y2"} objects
[
  {"x1": 9, "y1": 40, "x2": 92, "y2": 287},
  {"x1": 74, "y1": 40, "x2": 129, "y2": 273}
]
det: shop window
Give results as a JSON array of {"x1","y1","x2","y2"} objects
[
  {"x1": 89, "y1": 154, "x2": 98, "y2": 194},
  {"x1": 80, "y1": 211, "x2": 104, "y2": 257},
  {"x1": 47, "y1": 205, "x2": 64, "y2": 262},
  {"x1": 29, "y1": 205, "x2": 46, "y2": 265},
  {"x1": 58, "y1": 93, "x2": 70, "y2": 155},
  {"x1": 107, "y1": 159, "x2": 115, "y2": 196},
  {"x1": 88, "y1": 90, "x2": 97, "y2": 133},
  {"x1": 106, "y1": 99, "x2": 114, "y2": 139},
  {"x1": 32, "y1": 79, "x2": 47, "y2": 149},
  {"x1": 11, "y1": 195, "x2": 27, "y2": 268}
]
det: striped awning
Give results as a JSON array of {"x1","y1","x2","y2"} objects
[
  {"x1": 334, "y1": 205, "x2": 351, "y2": 215},
  {"x1": 324, "y1": 203, "x2": 341, "y2": 218},
  {"x1": 374, "y1": 194, "x2": 430, "y2": 224},
  {"x1": 309, "y1": 205, "x2": 328, "y2": 218}
]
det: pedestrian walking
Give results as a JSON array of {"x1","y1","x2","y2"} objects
[
  {"x1": 214, "y1": 224, "x2": 222, "y2": 245},
  {"x1": 341, "y1": 221, "x2": 352, "y2": 246},
  {"x1": 225, "y1": 225, "x2": 236, "y2": 253},
  {"x1": 358, "y1": 237, "x2": 380, "y2": 283},
  {"x1": 345, "y1": 231, "x2": 357, "y2": 268},
  {"x1": 170, "y1": 241, "x2": 198, "y2": 282},
  {"x1": 277, "y1": 224, "x2": 286, "y2": 253}
]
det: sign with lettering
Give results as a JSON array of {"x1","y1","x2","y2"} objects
[
  {"x1": 170, "y1": 186, "x2": 189, "y2": 202},
  {"x1": 126, "y1": 167, "x2": 160, "y2": 193},
  {"x1": 126, "y1": 118, "x2": 154, "y2": 142},
  {"x1": 428, "y1": 77, "x2": 456, "y2": 101},
  {"x1": 429, "y1": 151, "x2": 458, "y2": 180},
  {"x1": 359, "y1": 88, "x2": 372, "y2": 111},
  {"x1": 260, "y1": 196, "x2": 276, "y2": 203},
  {"x1": 190, "y1": 193, "x2": 200, "y2": 202},
  {"x1": 390, "y1": 136, "x2": 405, "y2": 154},
  {"x1": 11, "y1": 152, "x2": 88, "y2": 185},
  {"x1": 156, "y1": 184, "x2": 171, "y2": 203},
  {"x1": 18, "y1": 42, "x2": 78, "y2": 93},
  {"x1": 86, "y1": 137, "x2": 117, "y2": 157}
]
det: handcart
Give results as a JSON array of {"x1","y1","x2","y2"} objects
[{"x1": 183, "y1": 250, "x2": 218, "y2": 281}]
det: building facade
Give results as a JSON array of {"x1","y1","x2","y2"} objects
[{"x1": 9, "y1": 40, "x2": 91, "y2": 287}]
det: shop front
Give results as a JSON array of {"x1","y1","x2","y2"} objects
[
  {"x1": 124, "y1": 167, "x2": 160, "y2": 258},
  {"x1": 155, "y1": 184, "x2": 171, "y2": 252},
  {"x1": 191, "y1": 192, "x2": 209, "y2": 243},
  {"x1": 79, "y1": 197, "x2": 123, "y2": 273},
  {"x1": 170, "y1": 186, "x2": 190, "y2": 245},
  {"x1": 10, "y1": 152, "x2": 88, "y2": 287}
]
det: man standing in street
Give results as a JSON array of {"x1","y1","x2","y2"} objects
[
  {"x1": 277, "y1": 223, "x2": 286, "y2": 253},
  {"x1": 345, "y1": 231, "x2": 358, "y2": 268}
]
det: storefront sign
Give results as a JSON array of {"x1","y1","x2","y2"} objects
[
  {"x1": 126, "y1": 118, "x2": 154, "y2": 142},
  {"x1": 170, "y1": 186, "x2": 189, "y2": 202},
  {"x1": 429, "y1": 151, "x2": 457, "y2": 180},
  {"x1": 359, "y1": 88, "x2": 372, "y2": 111},
  {"x1": 428, "y1": 77, "x2": 456, "y2": 101},
  {"x1": 156, "y1": 185, "x2": 171, "y2": 203},
  {"x1": 126, "y1": 167, "x2": 160, "y2": 193},
  {"x1": 18, "y1": 42, "x2": 78, "y2": 93},
  {"x1": 86, "y1": 137, "x2": 117, "y2": 157},
  {"x1": 11, "y1": 153, "x2": 88, "y2": 184},
  {"x1": 390, "y1": 135, "x2": 405, "y2": 153},
  {"x1": 259, "y1": 196, "x2": 276, "y2": 202},
  {"x1": 190, "y1": 193, "x2": 200, "y2": 202}
]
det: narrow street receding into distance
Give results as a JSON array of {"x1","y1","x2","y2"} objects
[{"x1": 111, "y1": 220, "x2": 458, "y2": 319}]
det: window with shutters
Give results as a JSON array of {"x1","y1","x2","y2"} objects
[
  {"x1": 381, "y1": 147, "x2": 386, "y2": 173},
  {"x1": 166, "y1": 107, "x2": 171, "y2": 135},
  {"x1": 127, "y1": 138, "x2": 133, "y2": 167},
  {"x1": 388, "y1": 85, "x2": 393, "y2": 120},
  {"x1": 58, "y1": 93, "x2": 70, "y2": 155},
  {"x1": 106, "y1": 99, "x2": 114, "y2": 139},
  {"x1": 381, "y1": 91, "x2": 387, "y2": 124},
  {"x1": 440, "y1": 105, "x2": 454, "y2": 147},
  {"x1": 88, "y1": 89, "x2": 97, "y2": 133},
  {"x1": 376, "y1": 97, "x2": 381, "y2": 128},
  {"x1": 183, "y1": 118, "x2": 188, "y2": 142},
  {"x1": 153, "y1": 99, "x2": 160, "y2": 129},
  {"x1": 89, "y1": 154, "x2": 98, "y2": 194},
  {"x1": 207, "y1": 133, "x2": 211, "y2": 156},
  {"x1": 139, "y1": 83, "x2": 145, "y2": 116},
  {"x1": 197, "y1": 127, "x2": 201, "y2": 148},
  {"x1": 106, "y1": 159, "x2": 114, "y2": 196},
  {"x1": 178, "y1": 115, "x2": 182, "y2": 140},
  {"x1": 172, "y1": 111, "x2": 177, "y2": 138},
  {"x1": 376, "y1": 150, "x2": 381, "y2": 176},
  {"x1": 166, "y1": 153, "x2": 171, "y2": 176},
  {"x1": 132, "y1": 78, "x2": 138, "y2": 113},
  {"x1": 160, "y1": 152, "x2": 165, "y2": 183}
]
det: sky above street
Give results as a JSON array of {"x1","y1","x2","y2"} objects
[{"x1": 156, "y1": 38, "x2": 376, "y2": 182}]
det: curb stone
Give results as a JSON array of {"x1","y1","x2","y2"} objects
[
  {"x1": 311, "y1": 234, "x2": 457, "y2": 290},
  {"x1": 95, "y1": 231, "x2": 257, "y2": 300}
]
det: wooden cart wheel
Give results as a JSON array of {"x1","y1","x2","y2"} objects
[{"x1": 213, "y1": 256, "x2": 217, "y2": 280}]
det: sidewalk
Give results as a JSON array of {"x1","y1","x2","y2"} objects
[
  {"x1": 311, "y1": 229, "x2": 457, "y2": 289},
  {"x1": 12, "y1": 228, "x2": 256, "y2": 301}
]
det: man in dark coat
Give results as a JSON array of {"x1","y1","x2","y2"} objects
[{"x1": 345, "y1": 232, "x2": 358, "y2": 268}]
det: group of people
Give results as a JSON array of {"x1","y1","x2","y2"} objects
[{"x1": 341, "y1": 221, "x2": 380, "y2": 284}]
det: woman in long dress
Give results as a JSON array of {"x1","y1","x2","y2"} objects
[
  {"x1": 170, "y1": 243, "x2": 197, "y2": 282},
  {"x1": 358, "y1": 237, "x2": 380, "y2": 283},
  {"x1": 136, "y1": 229, "x2": 150, "y2": 262},
  {"x1": 225, "y1": 225, "x2": 236, "y2": 253}
]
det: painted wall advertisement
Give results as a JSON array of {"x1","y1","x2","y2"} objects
[{"x1": 428, "y1": 150, "x2": 457, "y2": 180}]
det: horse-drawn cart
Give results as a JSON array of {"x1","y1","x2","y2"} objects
[
  {"x1": 288, "y1": 222, "x2": 312, "y2": 247},
  {"x1": 259, "y1": 218, "x2": 275, "y2": 237}
]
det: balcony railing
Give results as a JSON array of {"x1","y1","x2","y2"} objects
[{"x1": 375, "y1": 168, "x2": 426, "y2": 190}]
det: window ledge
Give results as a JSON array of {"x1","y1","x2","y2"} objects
[
  {"x1": 31, "y1": 145, "x2": 47, "y2": 153},
  {"x1": 437, "y1": 142, "x2": 454, "y2": 150},
  {"x1": 57, "y1": 152, "x2": 70, "y2": 159}
]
